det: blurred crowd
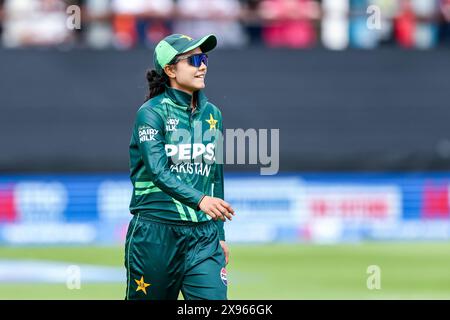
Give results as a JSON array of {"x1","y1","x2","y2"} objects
[{"x1": 0, "y1": 0, "x2": 450, "y2": 49}]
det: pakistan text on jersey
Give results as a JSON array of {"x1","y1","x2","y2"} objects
[{"x1": 170, "y1": 163, "x2": 212, "y2": 177}]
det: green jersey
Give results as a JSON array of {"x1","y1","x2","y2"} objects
[{"x1": 128, "y1": 85, "x2": 225, "y2": 240}]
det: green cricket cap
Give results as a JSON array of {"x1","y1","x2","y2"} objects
[{"x1": 153, "y1": 34, "x2": 217, "y2": 75}]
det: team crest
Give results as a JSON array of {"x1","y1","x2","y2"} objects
[
  {"x1": 220, "y1": 268, "x2": 228, "y2": 286},
  {"x1": 205, "y1": 114, "x2": 218, "y2": 130}
]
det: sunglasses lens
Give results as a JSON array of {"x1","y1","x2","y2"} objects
[
  {"x1": 190, "y1": 54, "x2": 208, "y2": 67},
  {"x1": 201, "y1": 54, "x2": 208, "y2": 66}
]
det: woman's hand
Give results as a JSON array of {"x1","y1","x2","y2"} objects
[
  {"x1": 199, "y1": 196, "x2": 235, "y2": 221},
  {"x1": 220, "y1": 240, "x2": 229, "y2": 265}
]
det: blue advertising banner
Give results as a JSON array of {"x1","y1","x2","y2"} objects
[{"x1": 0, "y1": 173, "x2": 449, "y2": 244}]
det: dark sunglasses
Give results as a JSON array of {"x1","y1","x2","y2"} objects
[{"x1": 173, "y1": 53, "x2": 208, "y2": 68}]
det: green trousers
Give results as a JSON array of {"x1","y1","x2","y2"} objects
[{"x1": 124, "y1": 213, "x2": 228, "y2": 300}]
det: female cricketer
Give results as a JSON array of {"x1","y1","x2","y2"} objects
[{"x1": 125, "y1": 33, "x2": 235, "y2": 300}]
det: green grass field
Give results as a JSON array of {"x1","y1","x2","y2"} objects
[{"x1": 1, "y1": 243, "x2": 450, "y2": 299}]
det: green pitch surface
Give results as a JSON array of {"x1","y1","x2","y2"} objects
[{"x1": 1, "y1": 243, "x2": 450, "y2": 299}]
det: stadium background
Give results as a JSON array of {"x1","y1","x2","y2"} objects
[{"x1": 1, "y1": 0, "x2": 450, "y2": 299}]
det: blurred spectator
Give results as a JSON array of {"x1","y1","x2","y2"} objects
[
  {"x1": 394, "y1": 0, "x2": 439, "y2": 49},
  {"x1": 395, "y1": 0, "x2": 416, "y2": 48},
  {"x1": 65, "y1": 0, "x2": 84, "y2": 47},
  {"x1": 111, "y1": 0, "x2": 173, "y2": 49},
  {"x1": 240, "y1": 0, "x2": 264, "y2": 45},
  {"x1": 370, "y1": 0, "x2": 399, "y2": 46},
  {"x1": 85, "y1": 0, "x2": 113, "y2": 49},
  {"x1": 141, "y1": 0, "x2": 174, "y2": 47},
  {"x1": 411, "y1": 0, "x2": 439, "y2": 49},
  {"x1": 0, "y1": 0, "x2": 4, "y2": 37},
  {"x1": 348, "y1": 0, "x2": 397, "y2": 49},
  {"x1": 258, "y1": 0, "x2": 319, "y2": 48},
  {"x1": 349, "y1": 0, "x2": 379, "y2": 49},
  {"x1": 0, "y1": 0, "x2": 449, "y2": 50},
  {"x1": 2, "y1": 0, "x2": 69, "y2": 48},
  {"x1": 439, "y1": 0, "x2": 450, "y2": 45},
  {"x1": 173, "y1": 0, "x2": 248, "y2": 48},
  {"x1": 321, "y1": 0, "x2": 349, "y2": 50}
]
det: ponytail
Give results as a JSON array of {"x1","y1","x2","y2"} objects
[{"x1": 145, "y1": 69, "x2": 169, "y2": 101}]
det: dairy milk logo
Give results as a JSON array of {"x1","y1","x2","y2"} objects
[
  {"x1": 139, "y1": 126, "x2": 158, "y2": 143},
  {"x1": 166, "y1": 118, "x2": 179, "y2": 132},
  {"x1": 165, "y1": 143, "x2": 215, "y2": 162}
]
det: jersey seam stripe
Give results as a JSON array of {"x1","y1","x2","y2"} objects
[
  {"x1": 126, "y1": 212, "x2": 140, "y2": 300},
  {"x1": 135, "y1": 181, "x2": 162, "y2": 195},
  {"x1": 135, "y1": 189, "x2": 162, "y2": 196},
  {"x1": 172, "y1": 198, "x2": 189, "y2": 221},
  {"x1": 135, "y1": 181, "x2": 155, "y2": 188},
  {"x1": 185, "y1": 205, "x2": 198, "y2": 222}
]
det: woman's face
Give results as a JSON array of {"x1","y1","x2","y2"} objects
[{"x1": 166, "y1": 47, "x2": 207, "y2": 94}]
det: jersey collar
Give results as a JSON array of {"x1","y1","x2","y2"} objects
[{"x1": 164, "y1": 85, "x2": 208, "y2": 111}]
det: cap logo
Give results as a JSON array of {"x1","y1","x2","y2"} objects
[{"x1": 179, "y1": 35, "x2": 193, "y2": 41}]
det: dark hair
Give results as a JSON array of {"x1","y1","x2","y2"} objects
[{"x1": 145, "y1": 69, "x2": 169, "y2": 101}]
